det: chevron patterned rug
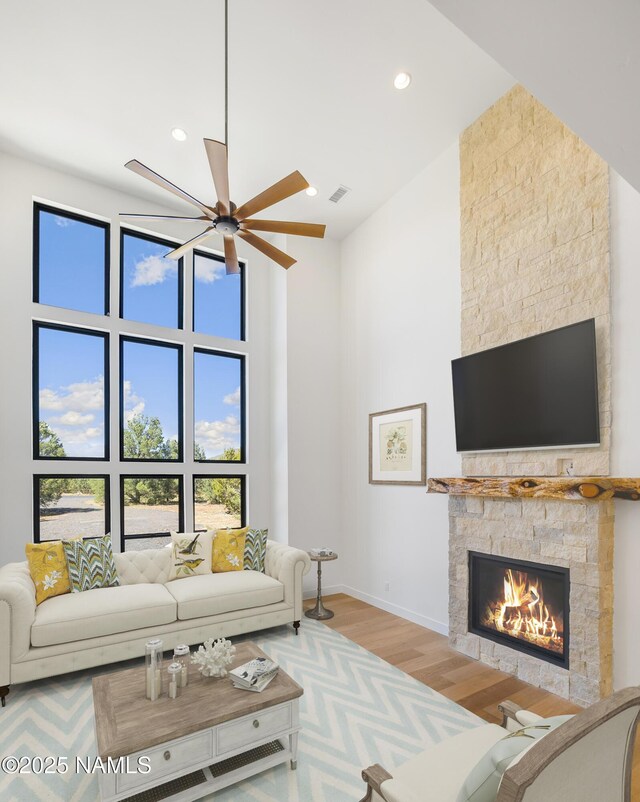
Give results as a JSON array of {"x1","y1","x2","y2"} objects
[{"x1": 0, "y1": 619, "x2": 480, "y2": 801}]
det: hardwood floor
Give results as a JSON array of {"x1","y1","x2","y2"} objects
[{"x1": 304, "y1": 593, "x2": 640, "y2": 798}]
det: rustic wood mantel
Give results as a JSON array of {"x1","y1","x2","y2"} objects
[{"x1": 427, "y1": 476, "x2": 640, "y2": 502}]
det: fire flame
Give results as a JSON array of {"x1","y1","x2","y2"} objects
[{"x1": 482, "y1": 569, "x2": 563, "y2": 655}]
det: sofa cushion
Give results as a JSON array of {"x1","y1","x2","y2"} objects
[
  {"x1": 31, "y1": 583, "x2": 177, "y2": 647},
  {"x1": 380, "y1": 724, "x2": 506, "y2": 802},
  {"x1": 165, "y1": 571, "x2": 284, "y2": 620}
]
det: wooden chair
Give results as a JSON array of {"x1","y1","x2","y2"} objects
[{"x1": 360, "y1": 686, "x2": 640, "y2": 802}]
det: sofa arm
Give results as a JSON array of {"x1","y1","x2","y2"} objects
[
  {"x1": 0, "y1": 562, "x2": 37, "y2": 683},
  {"x1": 264, "y1": 541, "x2": 311, "y2": 620}
]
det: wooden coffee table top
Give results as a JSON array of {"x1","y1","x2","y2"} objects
[{"x1": 93, "y1": 641, "x2": 303, "y2": 759}]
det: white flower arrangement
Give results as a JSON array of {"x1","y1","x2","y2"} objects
[{"x1": 191, "y1": 637, "x2": 236, "y2": 678}]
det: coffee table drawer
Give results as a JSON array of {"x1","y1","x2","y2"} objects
[
  {"x1": 217, "y1": 703, "x2": 292, "y2": 755},
  {"x1": 116, "y1": 730, "x2": 213, "y2": 795}
]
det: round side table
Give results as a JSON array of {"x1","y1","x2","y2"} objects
[{"x1": 305, "y1": 552, "x2": 338, "y2": 620}]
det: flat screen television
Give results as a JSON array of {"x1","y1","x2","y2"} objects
[{"x1": 452, "y1": 319, "x2": 600, "y2": 453}]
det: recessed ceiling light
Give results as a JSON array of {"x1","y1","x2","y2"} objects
[
  {"x1": 171, "y1": 127, "x2": 188, "y2": 141},
  {"x1": 306, "y1": 186, "x2": 318, "y2": 197},
  {"x1": 393, "y1": 72, "x2": 412, "y2": 90}
]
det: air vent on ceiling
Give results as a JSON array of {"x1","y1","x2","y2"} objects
[{"x1": 329, "y1": 185, "x2": 351, "y2": 203}]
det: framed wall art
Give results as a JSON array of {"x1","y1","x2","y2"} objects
[{"x1": 369, "y1": 403, "x2": 426, "y2": 485}]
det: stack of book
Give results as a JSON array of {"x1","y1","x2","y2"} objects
[{"x1": 229, "y1": 657, "x2": 279, "y2": 693}]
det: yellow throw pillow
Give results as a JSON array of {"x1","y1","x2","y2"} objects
[
  {"x1": 212, "y1": 527, "x2": 248, "y2": 573},
  {"x1": 25, "y1": 541, "x2": 72, "y2": 605}
]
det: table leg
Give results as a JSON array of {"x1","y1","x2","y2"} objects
[
  {"x1": 290, "y1": 731, "x2": 299, "y2": 770},
  {"x1": 304, "y1": 561, "x2": 334, "y2": 620}
]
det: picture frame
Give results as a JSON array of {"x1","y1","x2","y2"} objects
[{"x1": 369, "y1": 403, "x2": 426, "y2": 485}]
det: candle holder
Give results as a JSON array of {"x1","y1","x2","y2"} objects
[
  {"x1": 173, "y1": 644, "x2": 190, "y2": 688},
  {"x1": 167, "y1": 662, "x2": 182, "y2": 700},
  {"x1": 145, "y1": 639, "x2": 164, "y2": 701}
]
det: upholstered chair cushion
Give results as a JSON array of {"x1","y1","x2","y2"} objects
[
  {"x1": 457, "y1": 715, "x2": 573, "y2": 802},
  {"x1": 165, "y1": 571, "x2": 284, "y2": 620},
  {"x1": 168, "y1": 531, "x2": 213, "y2": 580}
]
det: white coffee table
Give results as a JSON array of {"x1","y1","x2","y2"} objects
[{"x1": 93, "y1": 641, "x2": 303, "y2": 801}]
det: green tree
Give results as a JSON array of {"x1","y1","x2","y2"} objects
[
  {"x1": 38, "y1": 423, "x2": 68, "y2": 507},
  {"x1": 123, "y1": 414, "x2": 172, "y2": 460},
  {"x1": 39, "y1": 421, "x2": 66, "y2": 458},
  {"x1": 123, "y1": 477, "x2": 179, "y2": 506},
  {"x1": 195, "y1": 474, "x2": 241, "y2": 517}
]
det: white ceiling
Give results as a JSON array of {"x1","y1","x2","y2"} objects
[
  {"x1": 0, "y1": 0, "x2": 512, "y2": 239},
  {"x1": 427, "y1": 0, "x2": 640, "y2": 196}
]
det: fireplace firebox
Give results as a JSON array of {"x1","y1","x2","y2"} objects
[{"x1": 468, "y1": 552, "x2": 570, "y2": 668}]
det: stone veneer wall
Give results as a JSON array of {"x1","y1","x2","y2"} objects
[
  {"x1": 450, "y1": 86, "x2": 614, "y2": 705},
  {"x1": 449, "y1": 496, "x2": 614, "y2": 706},
  {"x1": 460, "y1": 84, "x2": 610, "y2": 477}
]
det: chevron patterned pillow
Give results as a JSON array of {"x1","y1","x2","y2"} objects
[
  {"x1": 244, "y1": 528, "x2": 268, "y2": 572},
  {"x1": 63, "y1": 535, "x2": 120, "y2": 593}
]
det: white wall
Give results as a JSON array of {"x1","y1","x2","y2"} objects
[
  {"x1": 285, "y1": 236, "x2": 344, "y2": 594},
  {"x1": 338, "y1": 142, "x2": 461, "y2": 632},
  {"x1": 610, "y1": 170, "x2": 640, "y2": 689},
  {"x1": 0, "y1": 151, "x2": 282, "y2": 563}
]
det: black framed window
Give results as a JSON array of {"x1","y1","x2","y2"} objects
[
  {"x1": 120, "y1": 230, "x2": 183, "y2": 329},
  {"x1": 193, "y1": 475, "x2": 246, "y2": 532},
  {"x1": 120, "y1": 336, "x2": 183, "y2": 461},
  {"x1": 34, "y1": 322, "x2": 109, "y2": 460},
  {"x1": 33, "y1": 202, "x2": 109, "y2": 316},
  {"x1": 194, "y1": 349, "x2": 245, "y2": 462},
  {"x1": 193, "y1": 250, "x2": 245, "y2": 340},
  {"x1": 34, "y1": 475, "x2": 110, "y2": 543},
  {"x1": 121, "y1": 475, "x2": 184, "y2": 551}
]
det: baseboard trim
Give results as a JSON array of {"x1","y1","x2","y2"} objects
[{"x1": 303, "y1": 584, "x2": 449, "y2": 637}]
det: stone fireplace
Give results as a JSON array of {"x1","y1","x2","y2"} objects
[
  {"x1": 468, "y1": 551, "x2": 569, "y2": 669},
  {"x1": 448, "y1": 496, "x2": 614, "y2": 706}
]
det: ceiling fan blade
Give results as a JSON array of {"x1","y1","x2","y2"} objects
[
  {"x1": 120, "y1": 213, "x2": 210, "y2": 223},
  {"x1": 166, "y1": 227, "x2": 216, "y2": 260},
  {"x1": 203, "y1": 139, "x2": 231, "y2": 216},
  {"x1": 241, "y1": 219, "x2": 326, "y2": 238},
  {"x1": 233, "y1": 171, "x2": 309, "y2": 222},
  {"x1": 125, "y1": 159, "x2": 216, "y2": 218},
  {"x1": 237, "y1": 230, "x2": 296, "y2": 269},
  {"x1": 224, "y1": 235, "x2": 240, "y2": 275}
]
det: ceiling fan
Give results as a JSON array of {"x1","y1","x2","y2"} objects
[{"x1": 120, "y1": 0, "x2": 325, "y2": 275}]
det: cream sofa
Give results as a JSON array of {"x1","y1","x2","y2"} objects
[{"x1": 0, "y1": 540, "x2": 310, "y2": 706}]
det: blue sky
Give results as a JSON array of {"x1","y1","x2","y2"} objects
[
  {"x1": 38, "y1": 326, "x2": 106, "y2": 457},
  {"x1": 194, "y1": 351, "x2": 242, "y2": 458},
  {"x1": 37, "y1": 216, "x2": 244, "y2": 460},
  {"x1": 122, "y1": 339, "x2": 180, "y2": 443},
  {"x1": 38, "y1": 211, "x2": 105, "y2": 314},
  {"x1": 193, "y1": 252, "x2": 242, "y2": 339},
  {"x1": 122, "y1": 233, "x2": 180, "y2": 328}
]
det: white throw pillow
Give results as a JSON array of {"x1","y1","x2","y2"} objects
[
  {"x1": 168, "y1": 531, "x2": 213, "y2": 581},
  {"x1": 456, "y1": 715, "x2": 573, "y2": 802}
]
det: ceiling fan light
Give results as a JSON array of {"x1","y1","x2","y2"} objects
[
  {"x1": 305, "y1": 186, "x2": 318, "y2": 197},
  {"x1": 393, "y1": 72, "x2": 412, "y2": 90},
  {"x1": 171, "y1": 127, "x2": 188, "y2": 142}
]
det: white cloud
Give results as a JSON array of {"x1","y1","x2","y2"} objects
[
  {"x1": 130, "y1": 255, "x2": 177, "y2": 287},
  {"x1": 195, "y1": 416, "x2": 240, "y2": 455},
  {"x1": 223, "y1": 387, "x2": 241, "y2": 406},
  {"x1": 40, "y1": 378, "x2": 104, "y2": 411},
  {"x1": 123, "y1": 380, "x2": 145, "y2": 423},
  {"x1": 50, "y1": 411, "x2": 95, "y2": 426},
  {"x1": 54, "y1": 215, "x2": 75, "y2": 228},
  {"x1": 39, "y1": 377, "x2": 105, "y2": 457},
  {"x1": 194, "y1": 257, "x2": 225, "y2": 284}
]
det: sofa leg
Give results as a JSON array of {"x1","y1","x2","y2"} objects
[
  {"x1": 0, "y1": 686, "x2": 9, "y2": 707},
  {"x1": 293, "y1": 620, "x2": 300, "y2": 636}
]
